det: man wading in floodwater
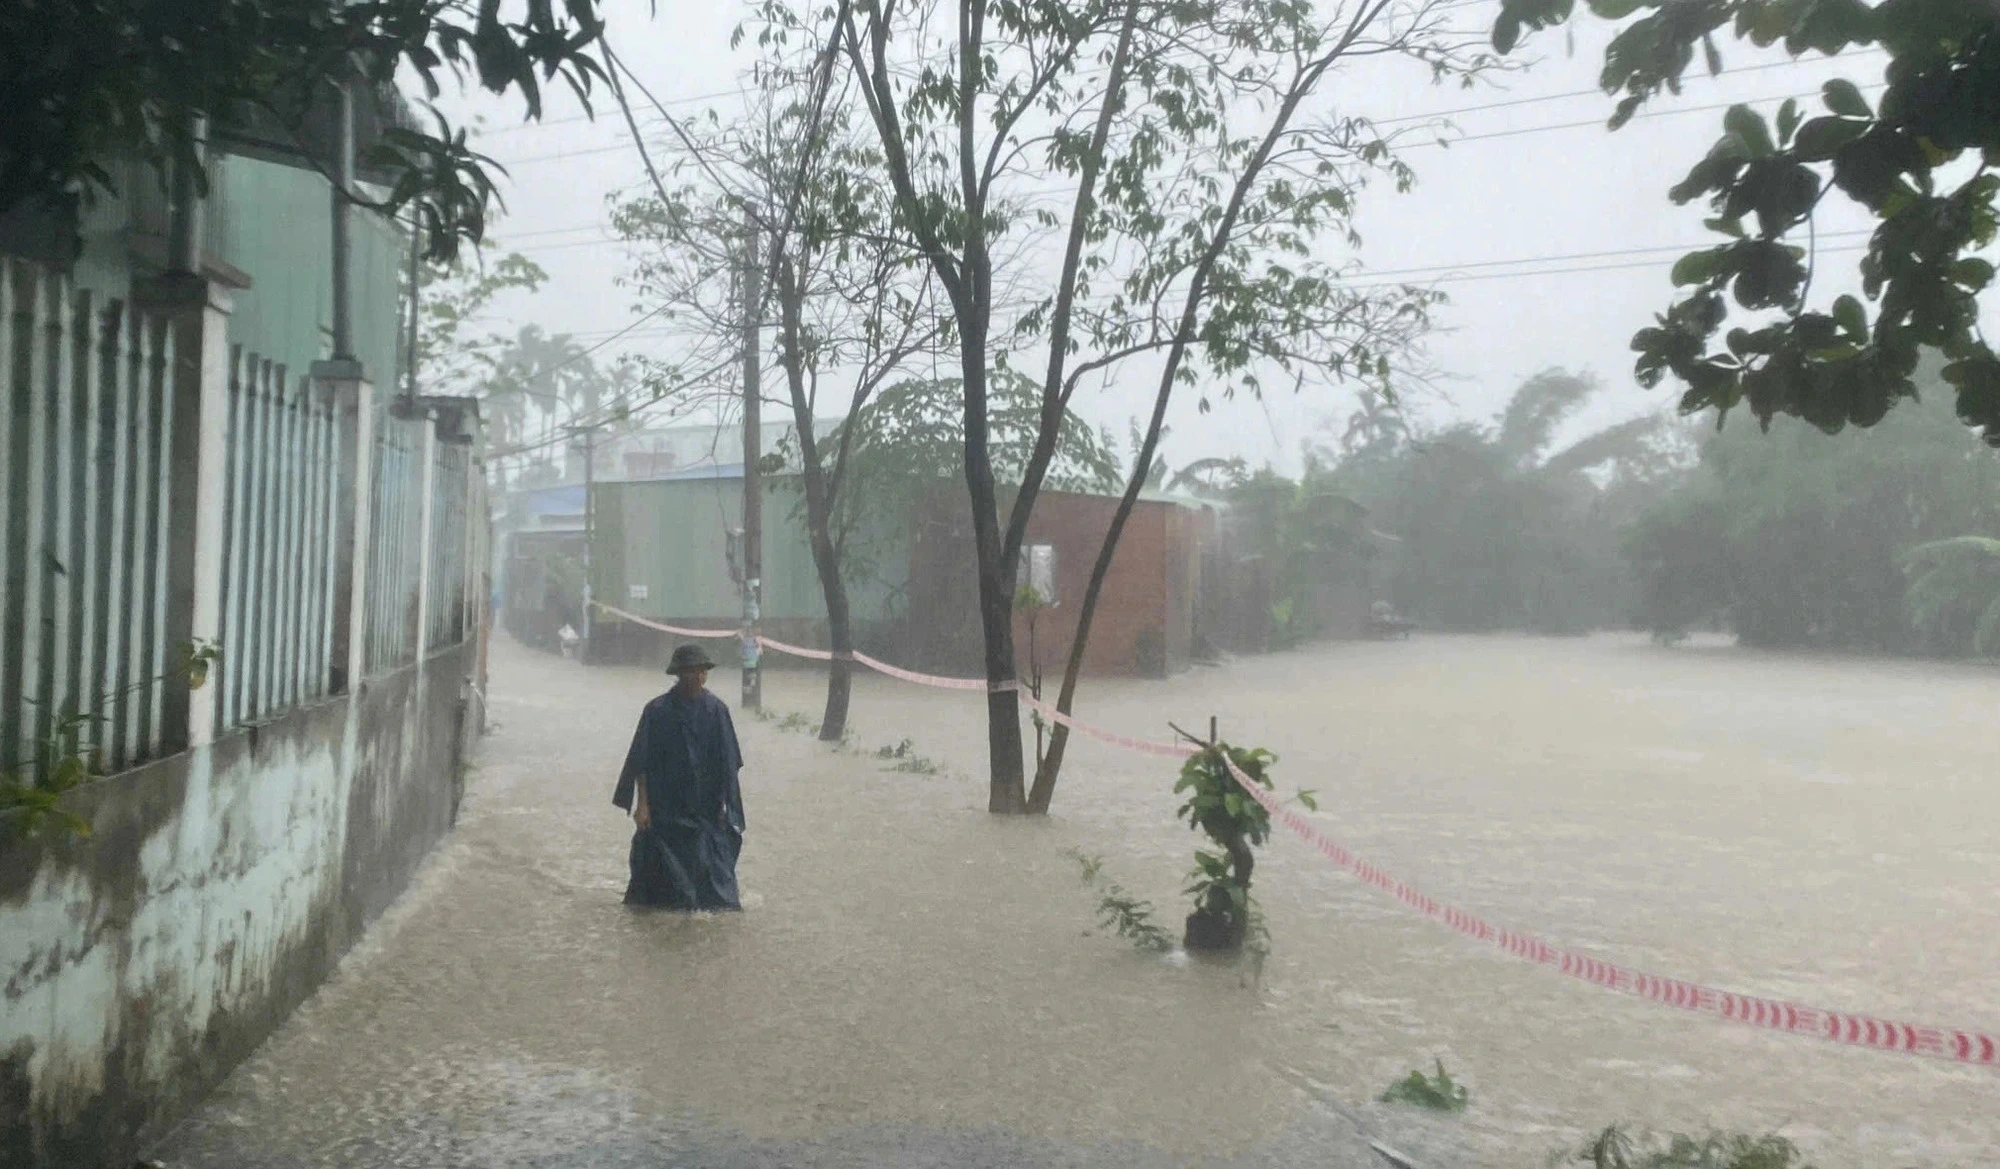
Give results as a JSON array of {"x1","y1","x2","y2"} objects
[{"x1": 612, "y1": 645, "x2": 746, "y2": 910}]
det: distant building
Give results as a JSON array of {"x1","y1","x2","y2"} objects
[
  {"x1": 563, "y1": 419, "x2": 836, "y2": 483},
  {"x1": 905, "y1": 485, "x2": 1220, "y2": 678}
]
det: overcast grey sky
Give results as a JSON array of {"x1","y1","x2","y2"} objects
[{"x1": 444, "y1": 1, "x2": 1900, "y2": 475}]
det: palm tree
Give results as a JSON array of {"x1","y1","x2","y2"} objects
[{"x1": 1380, "y1": 369, "x2": 1678, "y2": 633}]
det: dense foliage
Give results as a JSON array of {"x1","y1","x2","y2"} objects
[
  {"x1": 1176, "y1": 363, "x2": 2000, "y2": 658},
  {"x1": 1209, "y1": 370, "x2": 1688, "y2": 638},
  {"x1": 1626, "y1": 382, "x2": 2000, "y2": 652},
  {"x1": 1493, "y1": 0, "x2": 2000, "y2": 448},
  {"x1": 2, "y1": 0, "x2": 607, "y2": 260}
]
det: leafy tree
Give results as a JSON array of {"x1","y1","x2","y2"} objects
[
  {"x1": 833, "y1": 372, "x2": 1122, "y2": 505},
  {"x1": 1206, "y1": 462, "x2": 1381, "y2": 649},
  {"x1": 478, "y1": 324, "x2": 634, "y2": 489},
  {"x1": 2, "y1": 0, "x2": 609, "y2": 260},
  {"x1": 410, "y1": 248, "x2": 550, "y2": 399},
  {"x1": 1902, "y1": 536, "x2": 2000, "y2": 656},
  {"x1": 1626, "y1": 379, "x2": 2000, "y2": 650},
  {"x1": 1358, "y1": 370, "x2": 1683, "y2": 633},
  {"x1": 1492, "y1": 0, "x2": 2000, "y2": 447},
  {"x1": 608, "y1": 37, "x2": 937, "y2": 742},
  {"x1": 800, "y1": 0, "x2": 1484, "y2": 812}
]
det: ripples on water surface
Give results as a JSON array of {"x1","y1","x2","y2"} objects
[{"x1": 157, "y1": 634, "x2": 1999, "y2": 1168}]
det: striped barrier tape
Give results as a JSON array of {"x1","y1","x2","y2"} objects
[
  {"x1": 850, "y1": 650, "x2": 994, "y2": 691},
  {"x1": 1217, "y1": 753, "x2": 2000, "y2": 1067},
  {"x1": 589, "y1": 600, "x2": 1999, "y2": 1064},
  {"x1": 1018, "y1": 692, "x2": 1196, "y2": 760},
  {"x1": 591, "y1": 603, "x2": 739, "y2": 641},
  {"x1": 753, "y1": 633, "x2": 836, "y2": 662}
]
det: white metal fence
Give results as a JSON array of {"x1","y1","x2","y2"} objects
[
  {"x1": 215, "y1": 349, "x2": 340, "y2": 732},
  {"x1": 2, "y1": 251, "x2": 485, "y2": 784},
  {"x1": 365, "y1": 415, "x2": 428, "y2": 676},
  {"x1": 2, "y1": 259, "x2": 182, "y2": 777}
]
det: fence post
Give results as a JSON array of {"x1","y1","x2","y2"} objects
[
  {"x1": 411, "y1": 411, "x2": 437, "y2": 661},
  {"x1": 133, "y1": 271, "x2": 234, "y2": 751},
  {"x1": 316, "y1": 359, "x2": 372, "y2": 694}
]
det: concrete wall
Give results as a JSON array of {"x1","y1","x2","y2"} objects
[{"x1": 0, "y1": 645, "x2": 473, "y2": 1169}]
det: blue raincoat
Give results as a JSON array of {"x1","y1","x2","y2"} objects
[{"x1": 611, "y1": 688, "x2": 745, "y2": 910}]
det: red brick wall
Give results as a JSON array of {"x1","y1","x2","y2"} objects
[
  {"x1": 1015, "y1": 493, "x2": 1170, "y2": 678},
  {"x1": 903, "y1": 486, "x2": 1204, "y2": 677}
]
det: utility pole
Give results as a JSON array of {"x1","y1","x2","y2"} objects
[
  {"x1": 566, "y1": 422, "x2": 604, "y2": 662},
  {"x1": 329, "y1": 80, "x2": 355, "y2": 361},
  {"x1": 402, "y1": 209, "x2": 422, "y2": 415},
  {"x1": 739, "y1": 207, "x2": 763, "y2": 712}
]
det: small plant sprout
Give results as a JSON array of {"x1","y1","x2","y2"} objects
[
  {"x1": 1068, "y1": 849, "x2": 1175, "y2": 954},
  {"x1": 1174, "y1": 741, "x2": 1287, "y2": 953},
  {"x1": 1095, "y1": 886, "x2": 1176, "y2": 953},
  {"x1": 1066, "y1": 848, "x2": 1105, "y2": 885},
  {"x1": 1572, "y1": 1126, "x2": 1814, "y2": 1169},
  {"x1": 1378, "y1": 1060, "x2": 1470, "y2": 1113},
  {"x1": 3, "y1": 638, "x2": 219, "y2": 840}
]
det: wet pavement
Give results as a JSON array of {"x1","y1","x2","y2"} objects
[{"x1": 153, "y1": 634, "x2": 2000, "y2": 1168}]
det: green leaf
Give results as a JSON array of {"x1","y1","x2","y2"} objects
[
  {"x1": 1822, "y1": 79, "x2": 1872, "y2": 119},
  {"x1": 1776, "y1": 98, "x2": 1801, "y2": 147},
  {"x1": 1792, "y1": 116, "x2": 1867, "y2": 162},
  {"x1": 1832, "y1": 294, "x2": 1868, "y2": 340},
  {"x1": 1953, "y1": 258, "x2": 1996, "y2": 291},
  {"x1": 1723, "y1": 105, "x2": 1776, "y2": 158},
  {"x1": 1670, "y1": 248, "x2": 1721, "y2": 287}
]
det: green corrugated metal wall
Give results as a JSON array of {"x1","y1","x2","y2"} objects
[
  {"x1": 59, "y1": 153, "x2": 403, "y2": 390},
  {"x1": 593, "y1": 477, "x2": 909, "y2": 623},
  {"x1": 217, "y1": 155, "x2": 404, "y2": 386}
]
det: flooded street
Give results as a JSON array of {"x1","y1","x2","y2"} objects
[{"x1": 156, "y1": 635, "x2": 2000, "y2": 1168}]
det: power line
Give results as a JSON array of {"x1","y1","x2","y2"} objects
[
  {"x1": 489, "y1": 44, "x2": 1882, "y2": 172},
  {"x1": 1430, "y1": 81, "x2": 1887, "y2": 148},
  {"x1": 1351, "y1": 240, "x2": 1872, "y2": 290},
  {"x1": 476, "y1": 237, "x2": 1888, "y2": 461},
  {"x1": 524, "y1": 233, "x2": 1886, "y2": 351},
  {"x1": 1371, "y1": 48, "x2": 1885, "y2": 129},
  {"x1": 471, "y1": 83, "x2": 752, "y2": 139}
]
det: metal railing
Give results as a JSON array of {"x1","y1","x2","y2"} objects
[
  {"x1": 3, "y1": 250, "x2": 484, "y2": 775},
  {"x1": 1, "y1": 259, "x2": 182, "y2": 778},
  {"x1": 214, "y1": 349, "x2": 340, "y2": 731},
  {"x1": 364, "y1": 415, "x2": 428, "y2": 675}
]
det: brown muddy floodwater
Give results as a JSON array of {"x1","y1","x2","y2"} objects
[{"x1": 155, "y1": 634, "x2": 2000, "y2": 1169}]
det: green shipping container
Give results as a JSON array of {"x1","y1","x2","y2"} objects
[{"x1": 591, "y1": 476, "x2": 910, "y2": 627}]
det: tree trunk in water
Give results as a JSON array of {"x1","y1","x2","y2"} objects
[
  {"x1": 976, "y1": 539, "x2": 1027, "y2": 813},
  {"x1": 958, "y1": 297, "x2": 1027, "y2": 812},
  {"x1": 1026, "y1": 470, "x2": 1147, "y2": 813},
  {"x1": 815, "y1": 557, "x2": 854, "y2": 742},
  {"x1": 775, "y1": 256, "x2": 856, "y2": 744}
]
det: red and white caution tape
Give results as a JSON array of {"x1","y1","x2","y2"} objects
[
  {"x1": 850, "y1": 650, "x2": 995, "y2": 692},
  {"x1": 1219, "y1": 753, "x2": 2000, "y2": 1067},
  {"x1": 753, "y1": 633, "x2": 836, "y2": 662},
  {"x1": 591, "y1": 603, "x2": 739, "y2": 641},
  {"x1": 590, "y1": 600, "x2": 1999, "y2": 1065},
  {"x1": 1019, "y1": 692, "x2": 1196, "y2": 760}
]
